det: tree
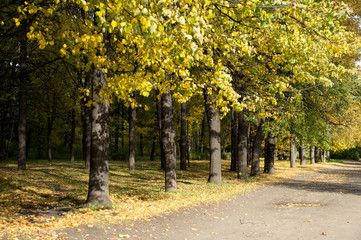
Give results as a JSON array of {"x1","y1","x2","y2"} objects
[{"x1": 180, "y1": 102, "x2": 188, "y2": 170}]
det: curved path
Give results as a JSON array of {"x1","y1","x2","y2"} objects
[{"x1": 59, "y1": 161, "x2": 361, "y2": 240}]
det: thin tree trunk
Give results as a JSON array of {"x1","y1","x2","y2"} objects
[
  {"x1": 265, "y1": 132, "x2": 277, "y2": 174},
  {"x1": 0, "y1": 102, "x2": 11, "y2": 161},
  {"x1": 161, "y1": 90, "x2": 177, "y2": 191},
  {"x1": 82, "y1": 71, "x2": 91, "y2": 170},
  {"x1": 139, "y1": 133, "x2": 144, "y2": 157},
  {"x1": 310, "y1": 146, "x2": 315, "y2": 164},
  {"x1": 86, "y1": 67, "x2": 111, "y2": 205},
  {"x1": 299, "y1": 143, "x2": 306, "y2": 165},
  {"x1": 70, "y1": 108, "x2": 76, "y2": 162},
  {"x1": 180, "y1": 102, "x2": 187, "y2": 170},
  {"x1": 230, "y1": 108, "x2": 237, "y2": 171},
  {"x1": 290, "y1": 137, "x2": 297, "y2": 168},
  {"x1": 237, "y1": 110, "x2": 248, "y2": 179},
  {"x1": 47, "y1": 108, "x2": 54, "y2": 162},
  {"x1": 18, "y1": 39, "x2": 27, "y2": 170},
  {"x1": 157, "y1": 94, "x2": 165, "y2": 170},
  {"x1": 315, "y1": 146, "x2": 319, "y2": 163},
  {"x1": 114, "y1": 102, "x2": 120, "y2": 153},
  {"x1": 321, "y1": 150, "x2": 326, "y2": 162},
  {"x1": 128, "y1": 99, "x2": 136, "y2": 171},
  {"x1": 200, "y1": 113, "x2": 206, "y2": 153},
  {"x1": 250, "y1": 122, "x2": 265, "y2": 176},
  {"x1": 204, "y1": 90, "x2": 222, "y2": 184}
]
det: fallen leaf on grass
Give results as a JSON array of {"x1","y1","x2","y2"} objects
[{"x1": 119, "y1": 234, "x2": 130, "y2": 238}]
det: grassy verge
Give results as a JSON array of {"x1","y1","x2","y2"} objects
[{"x1": 0, "y1": 159, "x2": 337, "y2": 239}]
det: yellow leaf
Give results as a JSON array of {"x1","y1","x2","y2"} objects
[{"x1": 111, "y1": 20, "x2": 117, "y2": 28}]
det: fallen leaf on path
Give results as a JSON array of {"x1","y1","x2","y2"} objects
[
  {"x1": 321, "y1": 232, "x2": 328, "y2": 236},
  {"x1": 191, "y1": 228, "x2": 197, "y2": 231},
  {"x1": 119, "y1": 234, "x2": 130, "y2": 238},
  {"x1": 307, "y1": 220, "x2": 312, "y2": 222},
  {"x1": 347, "y1": 221, "x2": 352, "y2": 223}
]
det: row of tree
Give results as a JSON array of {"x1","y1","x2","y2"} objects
[{"x1": 1, "y1": 0, "x2": 360, "y2": 205}]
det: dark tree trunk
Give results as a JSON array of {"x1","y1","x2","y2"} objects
[
  {"x1": 82, "y1": 104, "x2": 91, "y2": 170},
  {"x1": 18, "y1": 39, "x2": 27, "y2": 170},
  {"x1": 121, "y1": 104, "x2": 125, "y2": 153},
  {"x1": 150, "y1": 104, "x2": 159, "y2": 161},
  {"x1": 310, "y1": 146, "x2": 315, "y2": 164},
  {"x1": 161, "y1": 90, "x2": 177, "y2": 191},
  {"x1": 128, "y1": 103, "x2": 136, "y2": 171},
  {"x1": 180, "y1": 102, "x2": 187, "y2": 170},
  {"x1": 157, "y1": 95, "x2": 165, "y2": 170},
  {"x1": 47, "y1": 109, "x2": 54, "y2": 162},
  {"x1": 290, "y1": 137, "x2": 296, "y2": 168},
  {"x1": 230, "y1": 108, "x2": 237, "y2": 171},
  {"x1": 247, "y1": 127, "x2": 252, "y2": 166},
  {"x1": 204, "y1": 90, "x2": 222, "y2": 184},
  {"x1": 114, "y1": 102, "x2": 120, "y2": 153},
  {"x1": 299, "y1": 143, "x2": 306, "y2": 165},
  {"x1": 139, "y1": 133, "x2": 144, "y2": 157},
  {"x1": 200, "y1": 113, "x2": 206, "y2": 153},
  {"x1": 315, "y1": 146, "x2": 319, "y2": 163},
  {"x1": 264, "y1": 132, "x2": 277, "y2": 174},
  {"x1": 0, "y1": 102, "x2": 11, "y2": 161},
  {"x1": 70, "y1": 109, "x2": 76, "y2": 162},
  {"x1": 250, "y1": 122, "x2": 265, "y2": 176},
  {"x1": 237, "y1": 110, "x2": 248, "y2": 179},
  {"x1": 86, "y1": 67, "x2": 111, "y2": 205}
]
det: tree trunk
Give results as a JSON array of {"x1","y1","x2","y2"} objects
[
  {"x1": 264, "y1": 132, "x2": 277, "y2": 174},
  {"x1": 18, "y1": 39, "x2": 27, "y2": 170},
  {"x1": 82, "y1": 72, "x2": 91, "y2": 170},
  {"x1": 250, "y1": 122, "x2": 265, "y2": 176},
  {"x1": 290, "y1": 137, "x2": 297, "y2": 168},
  {"x1": 0, "y1": 102, "x2": 11, "y2": 161},
  {"x1": 86, "y1": 67, "x2": 111, "y2": 205},
  {"x1": 157, "y1": 94, "x2": 165, "y2": 170},
  {"x1": 321, "y1": 150, "x2": 326, "y2": 162},
  {"x1": 47, "y1": 115, "x2": 54, "y2": 162},
  {"x1": 299, "y1": 143, "x2": 306, "y2": 165},
  {"x1": 150, "y1": 127, "x2": 157, "y2": 161},
  {"x1": 70, "y1": 108, "x2": 76, "y2": 162},
  {"x1": 204, "y1": 90, "x2": 222, "y2": 184},
  {"x1": 315, "y1": 146, "x2": 319, "y2": 163},
  {"x1": 128, "y1": 103, "x2": 136, "y2": 171},
  {"x1": 237, "y1": 110, "x2": 248, "y2": 179},
  {"x1": 230, "y1": 108, "x2": 237, "y2": 171},
  {"x1": 161, "y1": 90, "x2": 177, "y2": 191},
  {"x1": 180, "y1": 102, "x2": 187, "y2": 170},
  {"x1": 310, "y1": 146, "x2": 315, "y2": 164},
  {"x1": 200, "y1": 113, "x2": 206, "y2": 153},
  {"x1": 326, "y1": 150, "x2": 331, "y2": 161},
  {"x1": 139, "y1": 133, "x2": 144, "y2": 157}
]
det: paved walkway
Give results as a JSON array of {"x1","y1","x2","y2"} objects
[{"x1": 60, "y1": 161, "x2": 361, "y2": 240}]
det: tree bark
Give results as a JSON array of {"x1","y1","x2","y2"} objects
[
  {"x1": 86, "y1": 67, "x2": 111, "y2": 205},
  {"x1": 230, "y1": 108, "x2": 237, "y2": 171},
  {"x1": 204, "y1": 90, "x2": 222, "y2": 184},
  {"x1": 82, "y1": 72, "x2": 91, "y2": 170},
  {"x1": 237, "y1": 110, "x2": 248, "y2": 179},
  {"x1": 290, "y1": 137, "x2": 297, "y2": 168},
  {"x1": 161, "y1": 90, "x2": 177, "y2": 191},
  {"x1": 200, "y1": 113, "x2": 206, "y2": 153},
  {"x1": 315, "y1": 146, "x2": 319, "y2": 163},
  {"x1": 70, "y1": 108, "x2": 76, "y2": 162},
  {"x1": 180, "y1": 102, "x2": 187, "y2": 170},
  {"x1": 265, "y1": 132, "x2": 277, "y2": 174},
  {"x1": 299, "y1": 143, "x2": 306, "y2": 165},
  {"x1": 326, "y1": 150, "x2": 331, "y2": 161},
  {"x1": 250, "y1": 122, "x2": 265, "y2": 176},
  {"x1": 128, "y1": 103, "x2": 136, "y2": 171},
  {"x1": 157, "y1": 94, "x2": 165, "y2": 170},
  {"x1": 47, "y1": 114, "x2": 54, "y2": 162},
  {"x1": 321, "y1": 150, "x2": 326, "y2": 162},
  {"x1": 310, "y1": 146, "x2": 315, "y2": 164},
  {"x1": 18, "y1": 39, "x2": 27, "y2": 170}
]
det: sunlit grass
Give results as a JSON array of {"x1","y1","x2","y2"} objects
[{"x1": 0, "y1": 158, "x2": 339, "y2": 239}]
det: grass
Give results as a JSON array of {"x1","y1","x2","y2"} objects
[{"x1": 0, "y1": 158, "x2": 340, "y2": 239}]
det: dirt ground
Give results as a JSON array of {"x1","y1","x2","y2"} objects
[{"x1": 56, "y1": 161, "x2": 361, "y2": 240}]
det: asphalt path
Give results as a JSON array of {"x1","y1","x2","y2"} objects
[{"x1": 59, "y1": 161, "x2": 361, "y2": 240}]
